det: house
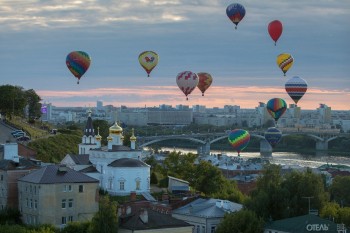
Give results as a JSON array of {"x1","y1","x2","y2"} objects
[
  {"x1": 264, "y1": 214, "x2": 347, "y2": 233},
  {"x1": 119, "y1": 208, "x2": 193, "y2": 233},
  {"x1": 168, "y1": 176, "x2": 190, "y2": 194},
  {"x1": 172, "y1": 198, "x2": 243, "y2": 233},
  {"x1": 0, "y1": 142, "x2": 40, "y2": 209},
  {"x1": 18, "y1": 164, "x2": 99, "y2": 227}
]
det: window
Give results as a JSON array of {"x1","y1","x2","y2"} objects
[
  {"x1": 30, "y1": 199, "x2": 32, "y2": 209},
  {"x1": 120, "y1": 181, "x2": 125, "y2": 191},
  {"x1": 108, "y1": 177, "x2": 113, "y2": 190},
  {"x1": 211, "y1": 226, "x2": 216, "y2": 233},
  {"x1": 79, "y1": 185, "x2": 84, "y2": 193},
  {"x1": 62, "y1": 199, "x2": 66, "y2": 209},
  {"x1": 34, "y1": 186, "x2": 36, "y2": 194},
  {"x1": 0, "y1": 175, "x2": 3, "y2": 181},
  {"x1": 68, "y1": 216, "x2": 73, "y2": 222},
  {"x1": 68, "y1": 199, "x2": 73, "y2": 208},
  {"x1": 26, "y1": 198, "x2": 28, "y2": 207},
  {"x1": 136, "y1": 180, "x2": 141, "y2": 190},
  {"x1": 63, "y1": 185, "x2": 72, "y2": 192},
  {"x1": 34, "y1": 200, "x2": 37, "y2": 209},
  {"x1": 61, "y1": 216, "x2": 67, "y2": 225}
]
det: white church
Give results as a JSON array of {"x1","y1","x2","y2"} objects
[{"x1": 61, "y1": 110, "x2": 150, "y2": 196}]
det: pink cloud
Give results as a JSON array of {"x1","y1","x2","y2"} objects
[{"x1": 37, "y1": 85, "x2": 350, "y2": 110}]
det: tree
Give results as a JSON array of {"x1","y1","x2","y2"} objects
[
  {"x1": 330, "y1": 176, "x2": 350, "y2": 207},
  {"x1": 215, "y1": 209, "x2": 264, "y2": 233},
  {"x1": 93, "y1": 119, "x2": 110, "y2": 146},
  {"x1": 0, "y1": 85, "x2": 27, "y2": 118},
  {"x1": 25, "y1": 89, "x2": 42, "y2": 120},
  {"x1": 338, "y1": 207, "x2": 350, "y2": 227},
  {"x1": 320, "y1": 202, "x2": 340, "y2": 221},
  {"x1": 89, "y1": 195, "x2": 118, "y2": 233},
  {"x1": 150, "y1": 171, "x2": 158, "y2": 184},
  {"x1": 282, "y1": 169, "x2": 329, "y2": 217},
  {"x1": 61, "y1": 221, "x2": 90, "y2": 233}
]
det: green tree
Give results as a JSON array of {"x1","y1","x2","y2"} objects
[
  {"x1": 150, "y1": 171, "x2": 158, "y2": 184},
  {"x1": 61, "y1": 221, "x2": 90, "y2": 233},
  {"x1": 330, "y1": 176, "x2": 350, "y2": 207},
  {"x1": 25, "y1": 89, "x2": 42, "y2": 120},
  {"x1": 215, "y1": 209, "x2": 264, "y2": 233},
  {"x1": 0, "y1": 85, "x2": 27, "y2": 118},
  {"x1": 0, "y1": 207, "x2": 22, "y2": 224},
  {"x1": 93, "y1": 119, "x2": 110, "y2": 146},
  {"x1": 320, "y1": 202, "x2": 340, "y2": 220},
  {"x1": 163, "y1": 151, "x2": 197, "y2": 180},
  {"x1": 89, "y1": 196, "x2": 118, "y2": 233},
  {"x1": 338, "y1": 207, "x2": 350, "y2": 227},
  {"x1": 282, "y1": 169, "x2": 329, "y2": 216}
]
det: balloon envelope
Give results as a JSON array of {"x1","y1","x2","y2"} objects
[
  {"x1": 266, "y1": 98, "x2": 287, "y2": 122},
  {"x1": 197, "y1": 72, "x2": 213, "y2": 96},
  {"x1": 285, "y1": 76, "x2": 308, "y2": 104},
  {"x1": 226, "y1": 3, "x2": 246, "y2": 29},
  {"x1": 66, "y1": 51, "x2": 91, "y2": 84},
  {"x1": 268, "y1": 20, "x2": 283, "y2": 45},
  {"x1": 276, "y1": 53, "x2": 294, "y2": 76},
  {"x1": 138, "y1": 51, "x2": 159, "y2": 77},
  {"x1": 264, "y1": 127, "x2": 282, "y2": 148},
  {"x1": 228, "y1": 129, "x2": 250, "y2": 156},
  {"x1": 176, "y1": 71, "x2": 199, "y2": 100}
]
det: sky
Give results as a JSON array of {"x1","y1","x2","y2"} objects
[{"x1": 0, "y1": 0, "x2": 349, "y2": 110}]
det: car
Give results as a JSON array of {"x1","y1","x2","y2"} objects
[
  {"x1": 17, "y1": 136, "x2": 30, "y2": 142},
  {"x1": 13, "y1": 132, "x2": 25, "y2": 138},
  {"x1": 11, "y1": 130, "x2": 23, "y2": 135}
]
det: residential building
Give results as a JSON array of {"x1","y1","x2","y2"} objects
[
  {"x1": 168, "y1": 176, "x2": 190, "y2": 194},
  {"x1": 172, "y1": 198, "x2": 243, "y2": 233},
  {"x1": 0, "y1": 143, "x2": 40, "y2": 209},
  {"x1": 18, "y1": 164, "x2": 99, "y2": 227}
]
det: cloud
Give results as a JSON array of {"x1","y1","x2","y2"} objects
[{"x1": 37, "y1": 85, "x2": 350, "y2": 110}]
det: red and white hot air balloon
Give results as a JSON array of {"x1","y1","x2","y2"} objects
[{"x1": 176, "y1": 71, "x2": 199, "y2": 100}]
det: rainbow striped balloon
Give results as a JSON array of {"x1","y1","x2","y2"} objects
[
  {"x1": 266, "y1": 98, "x2": 287, "y2": 123},
  {"x1": 66, "y1": 51, "x2": 91, "y2": 84},
  {"x1": 285, "y1": 76, "x2": 308, "y2": 104},
  {"x1": 228, "y1": 129, "x2": 250, "y2": 156}
]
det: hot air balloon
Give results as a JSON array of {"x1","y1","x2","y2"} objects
[
  {"x1": 264, "y1": 127, "x2": 282, "y2": 148},
  {"x1": 226, "y1": 3, "x2": 246, "y2": 29},
  {"x1": 66, "y1": 51, "x2": 91, "y2": 84},
  {"x1": 268, "y1": 20, "x2": 283, "y2": 46},
  {"x1": 277, "y1": 53, "x2": 294, "y2": 76},
  {"x1": 266, "y1": 98, "x2": 287, "y2": 124},
  {"x1": 285, "y1": 76, "x2": 308, "y2": 105},
  {"x1": 197, "y1": 72, "x2": 213, "y2": 96},
  {"x1": 228, "y1": 129, "x2": 250, "y2": 156},
  {"x1": 176, "y1": 71, "x2": 199, "y2": 100},
  {"x1": 138, "y1": 51, "x2": 159, "y2": 77}
]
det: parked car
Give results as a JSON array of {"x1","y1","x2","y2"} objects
[
  {"x1": 11, "y1": 130, "x2": 23, "y2": 135},
  {"x1": 17, "y1": 136, "x2": 30, "y2": 142},
  {"x1": 13, "y1": 132, "x2": 25, "y2": 138}
]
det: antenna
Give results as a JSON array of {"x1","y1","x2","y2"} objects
[{"x1": 302, "y1": 196, "x2": 314, "y2": 214}]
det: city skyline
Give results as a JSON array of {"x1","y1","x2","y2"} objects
[{"x1": 0, "y1": 1, "x2": 349, "y2": 110}]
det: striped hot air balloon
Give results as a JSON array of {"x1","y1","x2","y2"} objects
[
  {"x1": 176, "y1": 71, "x2": 199, "y2": 100},
  {"x1": 66, "y1": 51, "x2": 91, "y2": 84},
  {"x1": 266, "y1": 98, "x2": 287, "y2": 124},
  {"x1": 264, "y1": 127, "x2": 282, "y2": 148},
  {"x1": 285, "y1": 76, "x2": 308, "y2": 105},
  {"x1": 228, "y1": 129, "x2": 250, "y2": 156},
  {"x1": 276, "y1": 53, "x2": 294, "y2": 76}
]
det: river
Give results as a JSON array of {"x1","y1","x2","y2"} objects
[{"x1": 147, "y1": 147, "x2": 350, "y2": 168}]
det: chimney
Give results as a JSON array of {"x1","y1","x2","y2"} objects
[
  {"x1": 4, "y1": 143, "x2": 19, "y2": 163},
  {"x1": 130, "y1": 191, "x2": 136, "y2": 201},
  {"x1": 139, "y1": 209, "x2": 148, "y2": 224},
  {"x1": 58, "y1": 164, "x2": 68, "y2": 172}
]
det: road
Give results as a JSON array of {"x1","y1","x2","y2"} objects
[{"x1": 0, "y1": 121, "x2": 18, "y2": 143}]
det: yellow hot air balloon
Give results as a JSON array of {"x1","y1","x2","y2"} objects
[
  {"x1": 276, "y1": 53, "x2": 294, "y2": 76},
  {"x1": 138, "y1": 51, "x2": 159, "y2": 77}
]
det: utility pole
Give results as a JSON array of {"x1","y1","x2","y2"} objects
[{"x1": 302, "y1": 196, "x2": 314, "y2": 214}]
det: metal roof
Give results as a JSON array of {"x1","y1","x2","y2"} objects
[
  {"x1": 108, "y1": 158, "x2": 150, "y2": 168},
  {"x1": 18, "y1": 164, "x2": 98, "y2": 184}
]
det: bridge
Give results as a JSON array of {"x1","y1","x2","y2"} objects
[{"x1": 137, "y1": 129, "x2": 349, "y2": 156}]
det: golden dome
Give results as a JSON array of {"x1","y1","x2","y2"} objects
[
  {"x1": 109, "y1": 121, "x2": 123, "y2": 134},
  {"x1": 96, "y1": 127, "x2": 102, "y2": 141},
  {"x1": 107, "y1": 136, "x2": 113, "y2": 141},
  {"x1": 130, "y1": 128, "x2": 137, "y2": 141}
]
